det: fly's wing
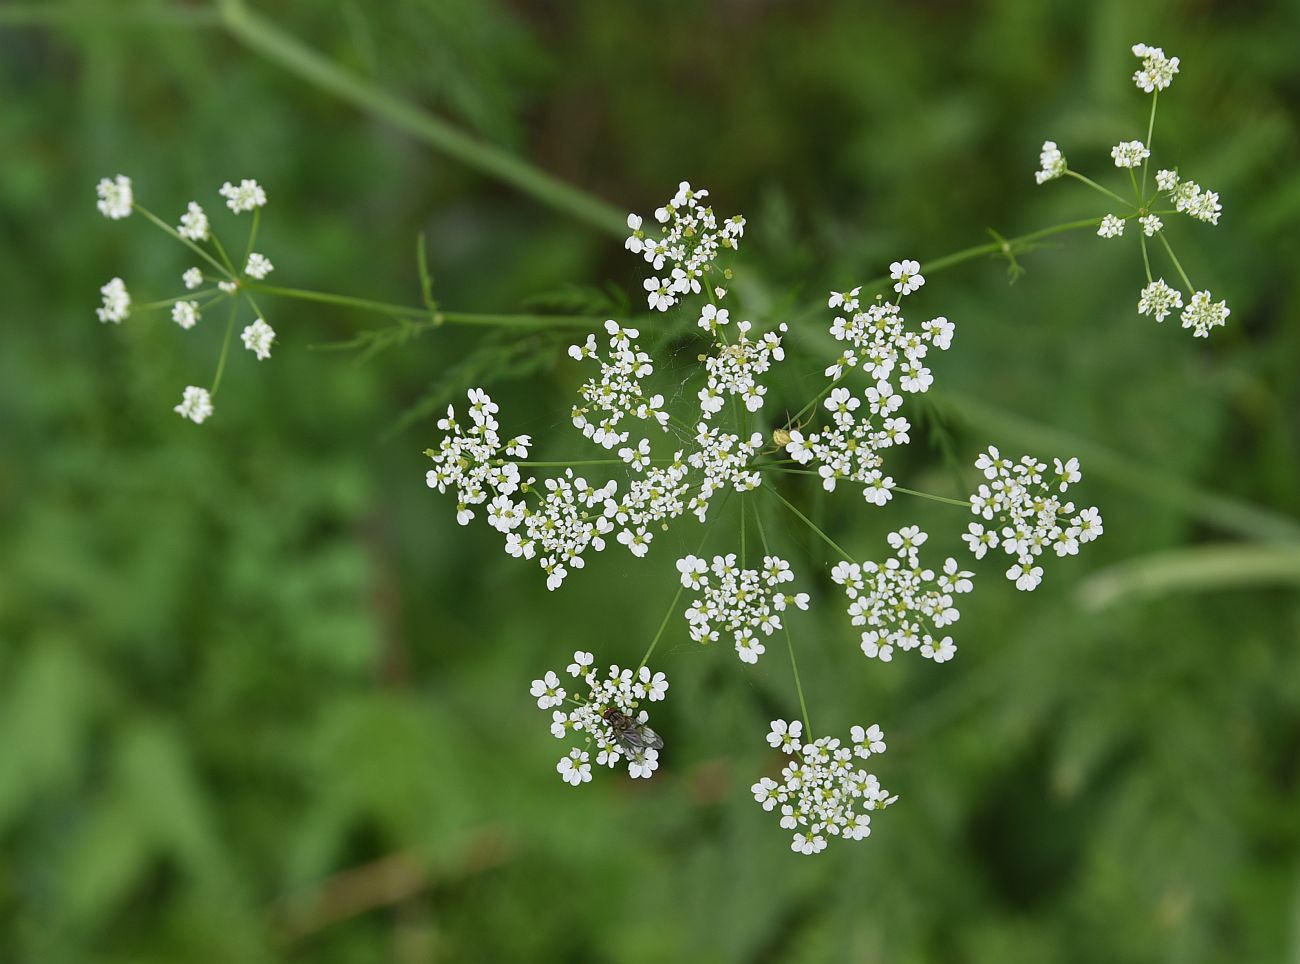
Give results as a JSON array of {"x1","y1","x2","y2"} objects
[
  {"x1": 614, "y1": 722, "x2": 664, "y2": 753},
  {"x1": 635, "y1": 723, "x2": 664, "y2": 751}
]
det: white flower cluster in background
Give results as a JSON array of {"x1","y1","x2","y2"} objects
[
  {"x1": 1034, "y1": 44, "x2": 1229, "y2": 336},
  {"x1": 831, "y1": 527, "x2": 973, "y2": 664},
  {"x1": 626, "y1": 182, "x2": 745, "y2": 312},
  {"x1": 94, "y1": 176, "x2": 278, "y2": 424},
  {"x1": 1132, "y1": 42, "x2": 1179, "y2": 93},
  {"x1": 965, "y1": 447, "x2": 1104, "y2": 590},
  {"x1": 752, "y1": 720, "x2": 895, "y2": 855},
  {"x1": 677, "y1": 554, "x2": 810, "y2": 664},
  {"x1": 1035, "y1": 141, "x2": 1067, "y2": 184},
  {"x1": 97, "y1": 277, "x2": 130, "y2": 323},
  {"x1": 532, "y1": 652, "x2": 669, "y2": 785},
  {"x1": 96, "y1": 175, "x2": 133, "y2": 220}
]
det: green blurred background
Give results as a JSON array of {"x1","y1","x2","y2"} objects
[{"x1": 3, "y1": 0, "x2": 1300, "y2": 960}]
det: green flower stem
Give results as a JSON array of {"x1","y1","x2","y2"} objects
[
  {"x1": 243, "y1": 207, "x2": 261, "y2": 264},
  {"x1": 133, "y1": 204, "x2": 230, "y2": 277},
  {"x1": 208, "y1": 231, "x2": 240, "y2": 276},
  {"x1": 215, "y1": 0, "x2": 627, "y2": 237},
  {"x1": 1066, "y1": 170, "x2": 1130, "y2": 208},
  {"x1": 1142, "y1": 91, "x2": 1159, "y2": 196},
  {"x1": 892, "y1": 485, "x2": 973, "y2": 509},
  {"x1": 244, "y1": 283, "x2": 603, "y2": 330},
  {"x1": 210, "y1": 300, "x2": 240, "y2": 397},
  {"x1": 1155, "y1": 232, "x2": 1196, "y2": 292},
  {"x1": 137, "y1": 288, "x2": 220, "y2": 311},
  {"x1": 1139, "y1": 233, "x2": 1153, "y2": 284},
  {"x1": 763, "y1": 484, "x2": 857, "y2": 564},
  {"x1": 750, "y1": 499, "x2": 811, "y2": 733}
]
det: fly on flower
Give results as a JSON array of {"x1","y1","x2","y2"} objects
[{"x1": 602, "y1": 707, "x2": 665, "y2": 753}]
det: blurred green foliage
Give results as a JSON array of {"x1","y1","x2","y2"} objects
[{"x1": 2, "y1": 0, "x2": 1300, "y2": 961}]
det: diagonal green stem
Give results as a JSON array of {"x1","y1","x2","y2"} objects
[
  {"x1": 215, "y1": 0, "x2": 626, "y2": 237},
  {"x1": 210, "y1": 299, "x2": 241, "y2": 396},
  {"x1": 763, "y1": 484, "x2": 857, "y2": 564},
  {"x1": 1155, "y1": 232, "x2": 1195, "y2": 292},
  {"x1": 133, "y1": 204, "x2": 231, "y2": 277},
  {"x1": 1066, "y1": 170, "x2": 1131, "y2": 208}
]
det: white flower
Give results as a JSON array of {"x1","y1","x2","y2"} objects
[
  {"x1": 1111, "y1": 140, "x2": 1150, "y2": 169},
  {"x1": 182, "y1": 267, "x2": 204, "y2": 290},
  {"x1": 173, "y1": 385, "x2": 213, "y2": 424},
  {"x1": 1035, "y1": 141, "x2": 1067, "y2": 184},
  {"x1": 218, "y1": 280, "x2": 239, "y2": 294},
  {"x1": 240, "y1": 319, "x2": 276, "y2": 360},
  {"x1": 834, "y1": 528, "x2": 973, "y2": 663},
  {"x1": 1139, "y1": 214, "x2": 1163, "y2": 236},
  {"x1": 680, "y1": 554, "x2": 809, "y2": 662},
  {"x1": 96, "y1": 175, "x2": 133, "y2": 219},
  {"x1": 1180, "y1": 290, "x2": 1230, "y2": 338},
  {"x1": 171, "y1": 300, "x2": 200, "y2": 330},
  {"x1": 557, "y1": 749, "x2": 592, "y2": 786},
  {"x1": 533, "y1": 656, "x2": 668, "y2": 784},
  {"x1": 245, "y1": 252, "x2": 273, "y2": 279},
  {"x1": 1097, "y1": 214, "x2": 1126, "y2": 239},
  {"x1": 626, "y1": 184, "x2": 744, "y2": 312},
  {"x1": 1132, "y1": 42, "x2": 1179, "y2": 93},
  {"x1": 967, "y1": 446, "x2": 1102, "y2": 588},
  {"x1": 96, "y1": 277, "x2": 130, "y2": 323},
  {"x1": 177, "y1": 201, "x2": 209, "y2": 241},
  {"x1": 1137, "y1": 279, "x2": 1184, "y2": 323},
  {"x1": 754, "y1": 721, "x2": 895, "y2": 854},
  {"x1": 889, "y1": 259, "x2": 924, "y2": 296},
  {"x1": 1172, "y1": 180, "x2": 1222, "y2": 225},
  {"x1": 530, "y1": 670, "x2": 566, "y2": 709},
  {"x1": 566, "y1": 650, "x2": 594, "y2": 677},
  {"x1": 220, "y1": 178, "x2": 267, "y2": 213},
  {"x1": 1156, "y1": 169, "x2": 1180, "y2": 192}
]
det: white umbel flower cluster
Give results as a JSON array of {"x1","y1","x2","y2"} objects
[
  {"x1": 96, "y1": 175, "x2": 133, "y2": 219},
  {"x1": 676, "y1": 554, "x2": 810, "y2": 664},
  {"x1": 696, "y1": 307, "x2": 788, "y2": 418},
  {"x1": 1111, "y1": 140, "x2": 1150, "y2": 169},
  {"x1": 241, "y1": 319, "x2": 276, "y2": 359},
  {"x1": 245, "y1": 252, "x2": 273, "y2": 280},
  {"x1": 626, "y1": 182, "x2": 745, "y2": 312},
  {"x1": 220, "y1": 178, "x2": 267, "y2": 213},
  {"x1": 173, "y1": 385, "x2": 213, "y2": 424},
  {"x1": 1180, "y1": 290, "x2": 1231, "y2": 338},
  {"x1": 1097, "y1": 214, "x2": 1126, "y2": 239},
  {"x1": 1034, "y1": 141, "x2": 1067, "y2": 184},
  {"x1": 1163, "y1": 172, "x2": 1223, "y2": 225},
  {"x1": 965, "y1": 447, "x2": 1104, "y2": 590},
  {"x1": 1137, "y1": 279, "x2": 1184, "y2": 322},
  {"x1": 532, "y1": 652, "x2": 669, "y2": 785},
  {"x1": 786, "y1": 383, "x2": 905, "y2": 505},
  {"x1": 752, "y1": 720, "x2": 896, "y2": 855},
  {"x1": 177, "y1": 202, "x2": 210, "y2": 241},
  {"x1": 569, "y1": 320, "x2": 668, "y2": 450},
  {"x1": 1132, "y1": 42, "x2": 1180, "y2": 93},
  {"x1": 96, "y1": 277, "x2": 130, "y2": 323},
  {"x1": 822, "y1": 281, "x2": 953, "y2": 388},
  {"x1": 831, "y1": 526, "x2": 973, "y2": 664},
  {"x1": 171, "y1": 300, "x2": 200, "y2": 330}
]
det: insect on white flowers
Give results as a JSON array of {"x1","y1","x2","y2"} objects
[{"x1": 534, "y1": 653, "x2": 669, "y2": 785}]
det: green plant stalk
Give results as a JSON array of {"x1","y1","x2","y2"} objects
[
  {"x1": 764, "y1": 485, "x2": 857, "y2": 564},
  {"x1": 245, "y1": 283, "x2": 603, "y2": 330},
  {"x1": 1078, "y1": 543, "x2": 1300, "y2": 609},
  {"x1": 1155, "y1": 232, "x2": 1196, "y2": 292},
  {"x1": 210, "y1": 300, "x2": 241, "y2": 396},
  {"x1": 1066, "y1": 170, "x2": 1130, "y2": 208},
  {"x1": 750, "y1": 498, "x2": 812, "y2": 734},
  {"x1": 215, "y1": 0, "x2": 627, "y2": 237}
]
